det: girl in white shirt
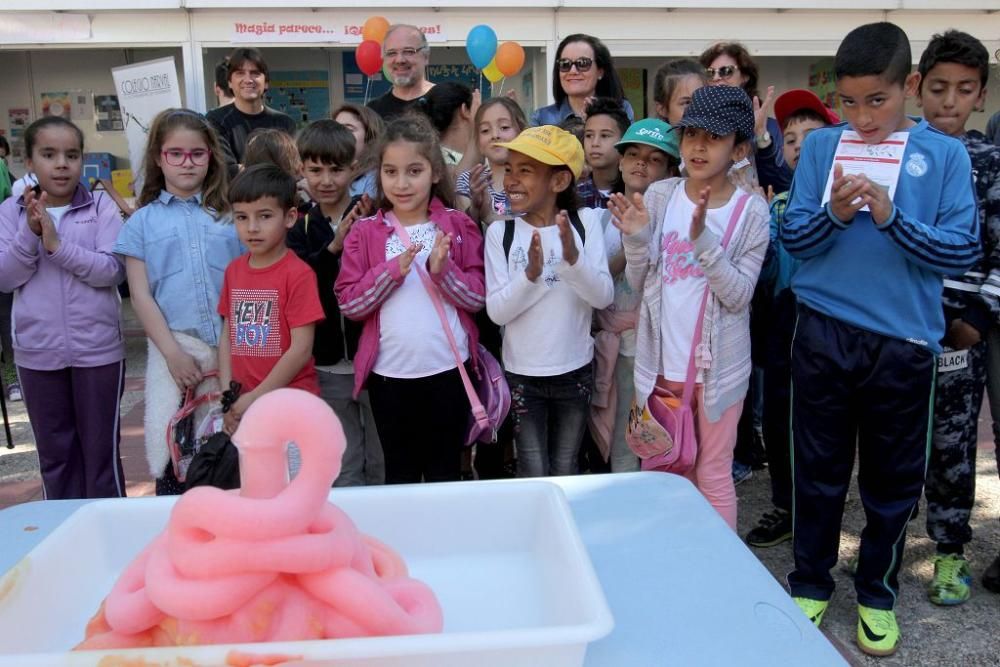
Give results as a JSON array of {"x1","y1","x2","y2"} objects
[{"x1": 485, "y1": 126, "x2": 614, "y2": 477}]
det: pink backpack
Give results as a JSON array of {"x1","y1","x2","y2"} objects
[
  {"x1": 387, "y1": 213, "x2": 511, "y2": 446},
  {"x1": 626, "y1": 192, "x2": 751, "y2": 474}
]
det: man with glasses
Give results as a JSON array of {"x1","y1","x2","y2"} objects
[
  {"x1": 367, "y1": 25, "x2": 435, "y2": 120},
  {"x1": 206, "y1": 47, "x2": 296, "y2": 177}
]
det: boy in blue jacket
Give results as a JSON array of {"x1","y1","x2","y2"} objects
[{"x1": 781, "y1": 22, "x2": 979, "y2": 656}]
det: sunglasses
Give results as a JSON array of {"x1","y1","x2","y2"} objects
[
  {"x1": 557, "y1": 57, "x2": 594, "y2": 73},
  {"x1": 161, "y1": 148, "x2": 212, "y2": 167},
  {"x1": 705, "y1": 65, "x2": 739, "y2": 80}
]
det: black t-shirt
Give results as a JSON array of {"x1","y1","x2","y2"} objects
[
  {"x1": 366, "y1": 90, "x2": 429, "y2": 121},
  {"x1": 205, "y1": 104, "x2": 296, "y2": 177}
]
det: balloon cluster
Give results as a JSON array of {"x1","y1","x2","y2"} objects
[
  {"x1": 355, "y1": 16, "x2": 390, "y2": 77},
  {"x1": 466, "y1": 25, "x2": 525, "y2": 84}
]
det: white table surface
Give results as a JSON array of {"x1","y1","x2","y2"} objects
[{"x1": 0, "y1": 472, "x2": 845, "y2": 666}]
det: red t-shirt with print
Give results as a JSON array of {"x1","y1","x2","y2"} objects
[{"x1": 218, "y1": 250, "x2": 324, "y2": 395}]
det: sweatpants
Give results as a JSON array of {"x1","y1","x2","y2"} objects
[
  {"x1": 926, "y1": 342, "x2": 986, "y2": 549},
  {"x1": 317, "y1": 371, "x2": 384, "y2": 486},
  {"x1": 367, "y1": 366, "x2": 468, "y2": 484},
  {"x1": 788, "y1": 305, "x2": 934, "y2": 610},
  {"x1": 761, "y1": 289, "x2": 797, "y2": 512},
  {"x1": 984, "y1": 325, "x2": 1000, "y2": 477},
  {"x1": 19, "y1": 361, "x2": 127, "y2": 500},
  {"x1": 685, "y1": 387, "x2": 744, "y2": 531}
]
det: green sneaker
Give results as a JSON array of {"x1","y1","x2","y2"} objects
[
  {"x1": 857, "y1": 605, "x2": 900, "y2": 656},
  {"x1": 792, "y1": 597, "x2": 829, "y2": 627},
  {"x1": 928, "y1": 553, "x2": 972, "y2": 605}
]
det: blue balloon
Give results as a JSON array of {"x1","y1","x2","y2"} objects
[{"x1": 466, "y1": 25, "x2": 498, "y2": 70}]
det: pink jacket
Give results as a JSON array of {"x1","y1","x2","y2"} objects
[{"x1": 334, "y1": 198, "x2": 486, "y2": 398}]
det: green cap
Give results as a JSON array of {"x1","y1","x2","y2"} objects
[{"x1": 615, "y1": 118, "x2": 679, "y2": 160}]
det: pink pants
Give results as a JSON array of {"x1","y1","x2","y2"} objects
[{"x1": 663, "y1": 380, "x2": 744, "y2": 530}]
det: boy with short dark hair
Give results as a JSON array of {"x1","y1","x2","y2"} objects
[
  {"x1": 218, "y1": 164, "x2": 324, "y2": 435},
  {"x1": 744, "y1": 89, "x2": 839, "y2": 549},
  {"x1": 916, "y1": 29, "x2": 1000, "y2": 605},
  {"x1": 781, "y1": 22, "x2": 980, "y2": 656},
  {"x1": 287, "y1": 120, "x2": 383, "y2": 486},
  {"x1": 578, "y1": 98, "x2": 629, "y2": 208}
]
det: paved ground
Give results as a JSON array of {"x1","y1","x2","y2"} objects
[{"x1": 0, "y1": 299, "x2": 997, "y2": 664}]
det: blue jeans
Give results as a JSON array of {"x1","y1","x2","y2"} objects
[{"x1": 508, "y1": 364, "x2": 593, "y2": 477}]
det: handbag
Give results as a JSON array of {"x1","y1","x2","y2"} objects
[
  {"x1": 166, "y1": 371, "x2": 224, "y2": 483},
  {"x1": 625, "y1": 192, "x2": 751, "y2": 474},
  {"x1": 386, "y1": 212, "x2": 511, "y2": 446}
]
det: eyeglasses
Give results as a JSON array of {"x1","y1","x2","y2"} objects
[
  {"x1": 384, "y1": 47, "x2": 426, "y2": 60},
  {"x1": 557, "y1": 57, "x2": 594, "y2": 73},
  {"x1": 705, "y1": 65, "x2": 739, "y2": 81},
  {"x1": 161, "y1": 149, "x2": 212, "y2": 167}
]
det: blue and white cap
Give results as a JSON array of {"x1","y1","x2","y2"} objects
[{"x1": 675, "y1": 85, "x2": 755, "y2": 143}]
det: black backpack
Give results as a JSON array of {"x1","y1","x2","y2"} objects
[{"x1": 502, "y1": 209, "x2": 586, "y2": 260}]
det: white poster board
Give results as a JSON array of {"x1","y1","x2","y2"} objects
[{"x1": 111, "y1": 57, "x2": 183, "y2": 191}]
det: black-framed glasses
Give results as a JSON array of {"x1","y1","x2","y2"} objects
[
  {"x1": 384, "y1": 47, "x2": 427, "y2": 60},
  {"x1": 706, "y1": 65, "x2": 739, "y2": 80},
  {"x1": 557, "y1": 57, "x2": 594, "y2": 73},
  {"x1": 161, "y1": 148, "x2": 212, "y2": 166}
]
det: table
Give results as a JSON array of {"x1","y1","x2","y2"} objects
[{"x1": 0, "y1": 472, "x2": 845, "y2": 666}]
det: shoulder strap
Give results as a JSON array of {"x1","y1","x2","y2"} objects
[
  {"x1": 503, "y1": 219, "x2": 515, "y2": 261},
  {"x1": 568, "y1": 208, "x2": 585, "y2": 245},
  {"x1": 386, "y1": 212, "x2": 489, "y2": 431},
  {"x1": 681, "y1": 192, "x2": 752, "y2": 406}
]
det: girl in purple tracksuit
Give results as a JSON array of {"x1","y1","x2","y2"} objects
[{"x1": 0, "y1": 117, "x2": 127, "y2": 499}]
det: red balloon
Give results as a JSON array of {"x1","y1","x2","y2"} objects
[{"x1": 356, "y1": 40, "x2": 383, "y2": 77}]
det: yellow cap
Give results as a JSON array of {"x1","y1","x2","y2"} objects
[{"x1": 495, "y1": 125, "x2": 584, "y2": 179}]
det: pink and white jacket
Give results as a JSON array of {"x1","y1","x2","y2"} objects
[{"x1": 334, "y1": 198, "x2": 486, "y2": 398}]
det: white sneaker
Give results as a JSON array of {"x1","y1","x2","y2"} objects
[{"x1": 8, "y1": 383, "x2": 21, "y2": 402}]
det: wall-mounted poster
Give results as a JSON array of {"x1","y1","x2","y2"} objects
[
  {"x1": 41, "y1": 92, "x2": 72, "y2": 119},
  {"x1": 267, "y1": 71, "x2": 329, "y2": 127},
  {"x1": 70, "y1": 91, "x2": 93, "y2": 121},
  {"x1": 95, "y1": 95, "x2": 123, "y2": 131}
]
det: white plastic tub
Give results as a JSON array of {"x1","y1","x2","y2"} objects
[{"x1": 0, "y1": 480, "x2": 612, "y2": 666}]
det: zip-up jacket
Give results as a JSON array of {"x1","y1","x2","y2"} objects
[
  {"x1": 287, "y1": 197, "x2": 364, "y2": 367},
  {"x1": 0, "y1": 185, "x2": 125, "y2": 370},
  {"x1": 334, "y1": 198, "x2": 486, "y2": 398},
  {"x1": 782, "y1": 118, "x2": 980, "y2": 354}
]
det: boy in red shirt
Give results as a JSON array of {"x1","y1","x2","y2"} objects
[{"x1": 219, "y1": 164, "x2": 324, "y2": 434}]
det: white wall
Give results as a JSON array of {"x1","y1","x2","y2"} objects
[{"x1": 0, "y1": 47, "x2": 184, "y2": 173}]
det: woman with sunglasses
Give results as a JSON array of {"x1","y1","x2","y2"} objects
[
  {"x1": 531, "y1": 34, "x2": 634, "y2": 127},
  {"x1": 115, "y1": 108, "x2": 242, "y2": 495},
  {"x1": 699, "y1": 42, "x2": 792, "y2": 194}
]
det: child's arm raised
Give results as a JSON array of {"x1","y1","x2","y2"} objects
[
  {"x1": 44, "y1": 192, "x2": 125, "y2": 288},
  {"x1": 125, "y1": 257, "x2": 203, "y2": 390},
  {"x1": 427, "y1": 213, "x2": 486, "y2": 313},
  {"x1": 859, "y1": 145, "x2": 979, "y2": 276},
  {"x1": 692, "y1": 189, "x2": 770, "y2": 313},
  {"x1": 557, "y1": 210, "x2": 614, "y2": 309},
  {"x1": 609, "y1": 188, "x2": 661, "y2": 292},
  {"x1": 334, "y1": 220, "x2": 410, "y2": 321},
  {"x1": 0, "y1": 195, "x2": 44, "y2": 291},
  {"x1": 781, "y1": 133, "x2": 861, "y2": 259},
  {"x1": 484, "y1": 221, "x2": 549, "y2": 326}
]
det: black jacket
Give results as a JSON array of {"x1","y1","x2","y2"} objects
[{"x1": 287, "y1": 198, "x2": 363, "y2": 366}]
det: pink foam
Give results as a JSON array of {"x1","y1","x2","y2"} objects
[{"x1": 77, "y1": 389, "x2": 443, "y2": 649}]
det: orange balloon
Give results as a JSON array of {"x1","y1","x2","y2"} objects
[
  {"x1": 362, "y1": 16, "x2": 391, "y2": 45},
  {"x1": 495, "y1": 42, "x2": 525, "y2": 78}
]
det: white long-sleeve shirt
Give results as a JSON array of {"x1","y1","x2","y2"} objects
[{"x1": 485, "y1": 208, "x2": 613, "y2": 376}]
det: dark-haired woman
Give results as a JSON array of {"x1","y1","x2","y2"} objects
[{"x1": 531, "y1": 34, "x2": 634, "y2": 126}]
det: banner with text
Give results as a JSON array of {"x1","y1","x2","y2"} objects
[
  {"x1": 232, "y1": 20, "x2": 338, "y2": 43},
  {"x1": 111, "y1": 57, "x2": 182, "y2": 190}
]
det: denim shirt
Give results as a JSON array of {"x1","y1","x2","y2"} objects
[
  {"x1": 114, "y1": 190, "x2": 242, "y2": 346},
  {"x1": 530, "y1": 97, "x2": 635, "y2": 127},
  {"x1": 349, "y1": 170, "x2": 377, "y2": 199}
]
